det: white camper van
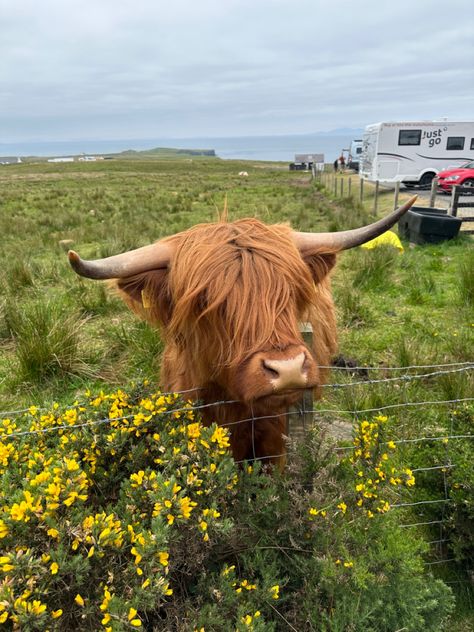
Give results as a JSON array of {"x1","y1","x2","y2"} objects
[
  {"x1": 359, "y1": 120, "x2": 474, "y2": 187},
  {"x1": 347, "y1": 139, "x2": 363, "y2": 171}
]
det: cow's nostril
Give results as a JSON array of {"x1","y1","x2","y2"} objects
[{"x1": 262, "y1": 360, "x2": 279, "y2": 378}]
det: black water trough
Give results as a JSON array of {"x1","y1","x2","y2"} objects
[{"x1": 398, "y1": 207, "x2": 461, "y2": 244}]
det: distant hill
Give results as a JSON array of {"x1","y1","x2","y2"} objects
[{"x1": 114, "y1": 147, "x2": 216, "y2": 159}]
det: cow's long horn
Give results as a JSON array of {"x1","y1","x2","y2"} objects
[
  {"x1": 68, "y1": 241, "x2": 174, "y2": 279},
  {"x1": 293, "y1": 195, "x2": 417, "y2": 252}
]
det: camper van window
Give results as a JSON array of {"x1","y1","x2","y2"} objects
[
  {"x1": 446, "y1": 137, "x2": 465, "y2": 150},
  {"x1": 470, "y1": 138, "x2": 474, "y2": 150},
  {"x1": 398, "y1": 130, "x2": 421, "y2": 145},
  {"x1": 356, "y1": 147, "x2": 362, "y2": 154}
]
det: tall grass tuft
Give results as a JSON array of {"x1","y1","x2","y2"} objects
[
  {"x1": 67, "y1": 280, "x2": 119, "y2": 317},
  {"x1": 395, "y1": 336, "x2": 417, "y2": 368},
  {"x1": 457, "y1": 250, "x2": 474, "y2": 307},
  {"x1": 0, "y1": 258, "x2": 36, "y2": 293},
  {"x1": 7, "y1": 297, "x2": 93, "y2": 382},
  {"x1": 110, "y1": 320, "x2": 164, "y2": 377},
  {"x1": 334, "y1": 282, "x2": 372, "y2": 328},
  {"x1": 351, "y1": 246, "x2": 399, "y2": 290},
  {"x1": 406, "y1": 273, "x2": 436, "y2": 306}
]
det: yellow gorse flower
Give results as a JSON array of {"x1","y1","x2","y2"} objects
[
  {"x1": 270, "y1": 584, "x2": 280, "y2": 599},
  {"x1": 74, "y1": 594, "x2": 85, "y2": 607}
]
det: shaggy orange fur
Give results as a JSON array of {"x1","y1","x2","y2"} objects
[{"x1": 116, "y1": 218, "x2": 338, "y2": 468}]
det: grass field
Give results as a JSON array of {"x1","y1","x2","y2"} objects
[
  {"x1": 0, "y1": 155, "x2": 473, "y2": 628},
  {"x1": 1, "y1": 156, "x2": 471, "y2": 406}
]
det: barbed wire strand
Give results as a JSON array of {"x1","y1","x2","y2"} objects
[
  {"x1": 1, "y1": 362, "x2": 471, "y2": 420},
  {"x1": 400, "y1": 520, "x2": 445, "y2": 528},
  {"x1": 322, "y1": 365, "x2": 473, "y2": 388},
  {"x1": 411, "y1": 465, "x2": 455, "y2": 473},
  {"x1": 320, "y1": 361, "x2": 473, "y2": 371}
]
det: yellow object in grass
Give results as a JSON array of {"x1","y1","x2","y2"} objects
[{"x1": 360, "y1": 230, "x2": 404, "y2": 252}]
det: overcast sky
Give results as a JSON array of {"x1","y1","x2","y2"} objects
[{"x1": 1, "y1": 0, "x2": 473, "y2": 142}]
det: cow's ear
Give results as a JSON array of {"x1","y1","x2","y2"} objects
[
  {"x1": 115, "y1": 269, "x2": 173, "y2": 326},
  {"x1": 301, "y1": 251, "x2": 337, "y2": 285}
]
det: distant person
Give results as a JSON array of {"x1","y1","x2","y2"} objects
[
  {"x1": 333, "y1": 159, "x2": 338, "y2": 172},
  {"x1": 338, "y1": 154, "x2": 345, "y2": 170}
]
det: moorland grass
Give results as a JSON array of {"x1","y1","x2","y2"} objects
[
  {"x1": 0, "y1": 156, "x2": 472, "y2": 406},
  {"x1": 0, "y1": 157, "x2": 472, "y2": 627},
  {"x1": 1, "y1": 157, "x2": 471, "y2": 396}
]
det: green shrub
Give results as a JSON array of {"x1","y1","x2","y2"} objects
[
  {"x1": 0, "y1": 388, "x2": 455, "y2": 631},
  {"x1": 403, "y1": 403, "x2": 474, "y2": 571}
]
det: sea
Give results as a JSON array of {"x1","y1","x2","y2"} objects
[{"x1": 0, "y1": 131, "x2": 362, "y2": 164}]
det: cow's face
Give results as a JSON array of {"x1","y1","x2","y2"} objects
[{"x1": 116, "y1": 220, "x2": 336, "y2": 408}]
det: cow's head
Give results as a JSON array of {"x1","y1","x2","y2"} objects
[{"x1": 68, "y1": 198, "x2": 416, "y2": 410}]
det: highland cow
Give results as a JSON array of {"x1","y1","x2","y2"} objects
[{"x1": 68, "y1": 197, "x2": 415, "y2": 469}]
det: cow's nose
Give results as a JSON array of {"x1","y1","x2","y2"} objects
[{"x1": 262, "y1": 352, "x2": 308, "y2": 390}]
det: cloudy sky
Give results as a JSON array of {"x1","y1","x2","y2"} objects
[{"x1": 1, "y1": 0, "x2": 473, "y2": 142}]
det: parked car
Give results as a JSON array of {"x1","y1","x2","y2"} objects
[{"x1": 436, "y1": 160, "x2": 474, "y2": 193}]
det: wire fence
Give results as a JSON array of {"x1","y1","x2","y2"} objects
[{"x1": 1, "y1": 360, "x2": 473, "y2": 570}]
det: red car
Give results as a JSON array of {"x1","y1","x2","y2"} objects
[{"x1": 436, "y1": 160, "x2": 474, "y2": 193}]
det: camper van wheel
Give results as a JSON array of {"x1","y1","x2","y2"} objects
[{"x1": 419, "y1": 172, "x2": 435, "y2": 189}]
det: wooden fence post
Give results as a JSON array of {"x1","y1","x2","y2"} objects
[
  {"x1": 334, "y1": 176, "x2": 338, "y2": 196},
  {"x1": 359, "y1": 178, "x2": 364, "y2": 203},
  {"x1": 393, "y1": 181, "x2": 400, "y2": 211},
  {"x1": 340, "y1": 177, "x2": 344, "y2": 197},
  {"x1": 348, "y1": 177, "x2": 352, "y2": 198},
  {"x1": 289, "y1": 323, "x2": 314, "y2": 440},
  {"x1": 373, "y1": 180, "x2": 379, "y2": 215},
  {"x1": 429, "y1": 178, "x2": 437, "y2": 208},
  {"x1": 450, "y1": 186, "x2": 459, "y2": 216}
]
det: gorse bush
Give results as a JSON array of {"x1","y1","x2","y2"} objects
[
  {"x1": 0, "y1": 385, "x2": 455, "y2": 631},
  {"x1": 0, "y1": 384, "x2": 235, "y2": 631}
]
